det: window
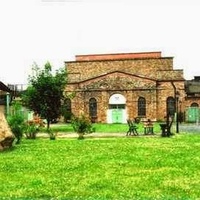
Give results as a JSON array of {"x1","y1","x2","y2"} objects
[
  {"x1": 63, "y1": 98, "x2": 72, "y2": 121},
  {"x1": 109, "y1": 104, "x2": 125, "y2": 109},
  {"x1": 191, "y1": 102, "x2": 199, "y2": 107},
  {"x1": 166, "y1": 97, "x2": 175, "y2": 116},
  {"x1": 138, "y1": 97, "x2": 146, "y2": 116},
  {"x1": 89, "y1": 98, "x2": 97, "y2": 117}
]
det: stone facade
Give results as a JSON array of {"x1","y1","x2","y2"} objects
[
  {"x1": 64, "y1": 51, "x2": 185, "y2": 123},
  {"x1": 0, "y1": 112, "x2": 15, "y2": 151}
]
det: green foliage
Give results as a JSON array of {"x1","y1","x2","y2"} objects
[
  {"x1": 47, "y1": 128, "x2": 56, "y2": 140},
  {"x1": 22, "y1": 62, "x2": 67, "y2": 130},
  {"x1": 7, "y1": 102, "x2": 25, "y2": 144},
  {"x1": 63, "y1": 111, "x2": 73, "y2": 122},
  {"x1": 24, "y1": 122, "x2": 40, "y2": 139},
  {"x1": 61, "y1": 104, "x2": 73, "y2": 123},
  {"x1": 71, "y1": 114, "x2": 94, "y2": 139},
  {"x1": 0, "y1": 135, "x2": 200, "y2": 199}
]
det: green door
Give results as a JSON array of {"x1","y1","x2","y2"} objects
[
  {"x1": 112, "y1": 109, "x2": 123, "y2": 123},
  {"x1": 186, "y1": 107, "x2": 200, "y2": 122}
]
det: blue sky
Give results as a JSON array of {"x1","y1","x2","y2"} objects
[{"x1": 1, "y1": 0, "x2": 200, "y2": 84}]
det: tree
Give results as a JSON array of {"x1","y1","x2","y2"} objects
[{"x1": 22, "y1": 62, "x2": 67, "y2": 132}]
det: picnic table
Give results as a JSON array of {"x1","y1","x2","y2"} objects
[{"x1": 126, "y1": 119, "x2": 139, "y2": 136}]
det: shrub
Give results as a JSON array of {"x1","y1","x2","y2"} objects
[
  {"x1": 71, "y1": 114, "x2": 94, "y2": 139},
  {"x1": 24, "y1": 121, "x2": 40, "y2": 139},
  {"x1": 7, "y1": 102, "x2": 25, "y2": 144},
  {"x1": 47, "y1": 128, "x2": 57, "y2": 140}
]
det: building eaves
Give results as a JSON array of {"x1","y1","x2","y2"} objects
[{"x1": 0, "y1": 81, "x2": 11, "y2": 92}]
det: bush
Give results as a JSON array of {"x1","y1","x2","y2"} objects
[
  {"x1": 7, "y1": 102, "x2": 25, "y2": 144},
  {"x1": 71, "y1": 114, "x2": 94, "y2": 139},
  {"x1": 47, "y1": 128, "x2": 57, "y2": 140},
  {"x1": 24, "y1": 121, "x2": 40, "y2": 139}
]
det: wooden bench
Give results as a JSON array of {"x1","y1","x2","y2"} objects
[{"x1": 126, "y1": 119, "x2": 139, "y2": 136}]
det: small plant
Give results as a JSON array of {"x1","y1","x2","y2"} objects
[
  {"x1": 47, "y1": 128, "x2": 57, "y2": 140},
  {"x1": 71, "y1": 114, "x2": 94, "y2": 139},
  {"x1": 24, "y1": 121, "x2": 40, "y2": 139}
]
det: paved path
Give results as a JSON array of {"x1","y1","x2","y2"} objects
[
  {"x1": 37, "y1": 123, "x2": 200, "y2": 139},
  {"x1": 37, "y1": 132, "x2": 158, "y2": 139},
  {"x1": 179, "y1": 123, "x2": 200, "y2": 133}
]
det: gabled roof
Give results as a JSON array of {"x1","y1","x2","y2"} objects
[{"x1": 68, "y1": 70, "x2": 157, "y2": 84}]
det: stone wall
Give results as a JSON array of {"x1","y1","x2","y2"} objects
[{"x1": 66, "y1": 58, "x2": 174, "y2": 83}]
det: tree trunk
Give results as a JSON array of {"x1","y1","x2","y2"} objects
[{"x1": 47, "y1": 120, "x2": 50, "y2": 131}]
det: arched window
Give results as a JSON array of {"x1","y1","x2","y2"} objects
[
  {"x1": 138, "y1": 97, "x2": 146, "y2": 116},
  {"x1": 109, "y1": 93, "x2": 126, "y2": 109},
  {"x1": 166, "y1": 97, "x2": 175, "y2": 116},
  {"x1": 89, "y1": 98, "x2": 97, "y2": 118},
  {"x1": 191, "y1": 102, "x2": 199, "y2": 107}
]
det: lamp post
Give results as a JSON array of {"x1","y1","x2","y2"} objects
[{"x1": 175, "y1": 91, "x2": 180, "y2": 133}]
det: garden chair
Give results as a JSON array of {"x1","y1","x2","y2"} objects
[{"x1": 126, "y1": 119, "x2": 139, "y2": 136}]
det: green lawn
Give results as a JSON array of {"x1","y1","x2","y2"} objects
[
  {"x1": 0, "y1": 134, "x2": 200, "y2": 199},
  {"x1": 46, "y1": 122, "x2": 162, "y2": 134}
]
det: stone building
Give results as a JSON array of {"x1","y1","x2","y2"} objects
[{"x1": 64, "y1": 51, "x2": 185, "y2": 123}]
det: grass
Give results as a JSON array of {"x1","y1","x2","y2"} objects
[
  {"x1": 45, "y1": 122, "x2": 162, "y2": 134},
  {"x1": 0, "y1": 133, "x2": 200, "y2": 199}
]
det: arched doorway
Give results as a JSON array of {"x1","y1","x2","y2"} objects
[
  {"x1": 186, "y1": 102, "x2": 200, "y2": 122},
  {"x1": 107, "y1": 94, "x2": 127, "y2": 123}
]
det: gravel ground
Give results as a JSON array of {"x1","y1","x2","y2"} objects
[
  {"x1": 179, "y1": 123, "x2": 200, "y2": 133},
  {"x1": 37, "y1": 132, "x2": 159, "y2": 139}
]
